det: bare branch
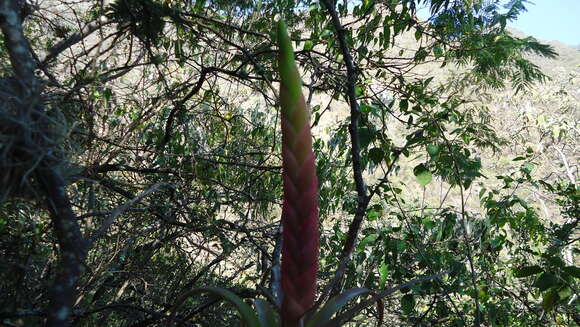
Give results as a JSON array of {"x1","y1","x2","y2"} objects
[
  {"x1": 87, "y1": 182, "x2": 171, "y2": 247},
  {"x1": 40, "y1": 16, "x2": 112, "y2": 67},
  {"x1": 319, "y1": 0, "x2": 371, "y2": 303}
]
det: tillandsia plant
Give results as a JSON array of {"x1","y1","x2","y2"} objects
[
  {"x1": 277, "y1": 17, "x2": 320, "y2": 327},
  {"x1": 167, "y1": 19, "x2": 443, "y2": 327}
]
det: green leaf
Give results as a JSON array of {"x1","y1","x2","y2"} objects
[
  {"x1": 413, "y1": 164, "x2": 432, "y2": 186},
  {"x1": 368, "y1": 148, "x2": 384, "y2": 164},
  {"x1": 542, "y1": 253, "x2": 566, "y2": 268},
  {"x1": 360, "y1": 104, "x2": 372, "y2": 113},
  {"x1": 320, "y1": 29, "x2": 333, "y2": 39},
  {"x1": 426, "y1": 144, "x2": 439, "y2": 156},
  {"x1": 558, "y1": 287, "x2": 572, "y2": 300},
  {"x1": 513, "y1": 265, "x2": 542, "y2": 278},
  {"x1": 382, "y1": 24, "x2": 391, "y2": 48},
  {"x1": 542, "y1": 289, "x2": 559, "y2": 311},
  {"x1": 355, "y1": 84, "x2": 364, "y2": 97},
  {"x1": 399, "y1": 99, "x2": 408, "y2": 111},
  {"x1": 414, "y1": 47, "x2": 428, "y2": 61},
  {"x1": 379, "y1": 263, "x2": 389, "y2": 289},
  {"x1": 421, "y1": 218, "x2": 434, "y2": 230},
  {"x1": 367, "y1": 210, "x2": 380, "y2": 221},
  {"x1": 433, "y1": 46, "x2": 443, "y2": 57},
  {"x1": 304, "y1": 40, "x2": 314, "y2": 51},
  {"x1": 358, "y1": 234, "x2": 377, "y2": 250},
  {"x1": 414, "y1": 27, "x2": 422, "y2": 41},
  {"x1": 194, "y1": 0, "x2": 206, "y2": 11},
  {"x1": 562, "y1": 266, "x2": 580, "y2": 279},
  {"x1": 103, "y1": 88, "x2": 112, "y2": 103},
  {"x1": 533, "y1": 272, "x2": 559, "y2": 291},
  {"x1": 358, "y1": 127, "x2": 374, "y2": 150},
  {"x1": 400, "y1": 294, "x2": 415, "y2": 315},
  {"x1": 524, "y1": 162, "x2": 534, "y2": 171},
  {"x1": 306, "y1": 288, "x2": 370, "y2": 327}
]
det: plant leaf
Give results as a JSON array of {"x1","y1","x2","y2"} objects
[
  {"x1": 305, "y1": 288, "x2": 370, "y2": 327},
  {"x1": 368, "y1": 147, "x2": 384, "y2": 164},
  {"x1": 168, "y1": 287, "x2": 260, "y2": 327},
  {"x1": 513, "y1": 265, "x2": 543, "y2": 278},
  {"x1": 542, "y1": 289, "x2": 559, "y2": 311},
  {"x1": 379, "y1": 263, "x2": 389, "y2": 289},
  {"x1": 327, "y1": 272, "x2": 446, "y2": 326},
  {"x1": 414, "y1": 164, "x2": 432, "y2": 186},
  {"x1": 401, "y1": 294, "x2": 415, "y2": 315},
  {"x1": 426, "y1": 144, "x2": 439, "y2": 156},
  {"x1": 562, "y1": 266, "x2": 580, "y2": 279},
  {"x1": 533, "y1": 272, "x2": 559, "y2": 292}
]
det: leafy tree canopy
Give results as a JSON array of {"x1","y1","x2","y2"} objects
[{"x1": 0, "y1": 0, "x2": 577, "y2": 326}]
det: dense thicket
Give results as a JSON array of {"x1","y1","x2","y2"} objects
[{"x1": 0, "y1": 0, "x2": 577, "y2": 326}]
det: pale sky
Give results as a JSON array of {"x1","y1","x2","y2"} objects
[
  {"x1": 508, "y1": 0, "x2": 580, "y2": 46},
  {"x1": 415, "y1": 0, "x2": 580, "y2": 46}
]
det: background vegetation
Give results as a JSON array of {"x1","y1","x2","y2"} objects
[{"x1": 0, "y1": 0, "x2": 577, "y2": 326}]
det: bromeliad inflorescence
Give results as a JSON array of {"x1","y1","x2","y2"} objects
[{"x1": 277, "y1": 19, "x2": 320, "y2": 326}]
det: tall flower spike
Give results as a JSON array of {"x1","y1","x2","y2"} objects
[{"x1": 277, "y1": 19, "x2": 320, "y2": 326}]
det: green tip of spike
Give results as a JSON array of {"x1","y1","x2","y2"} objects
[{"x1": 277, "y1": 19, "x2": 302, "y2": 114}]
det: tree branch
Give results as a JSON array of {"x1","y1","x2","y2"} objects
[
  {"x1": 1, "y1": 4, "x2": 88, "y2": 326},
  {"x1": 39, "y1": 167, "x2": 88, "y2": 327},
  {"x1": 319, "y1": 0, "x2": 371, "y2": 302},
  {"x1": 0, "y1": 0, "x2": 38, "y2": 94},
  {"x1": 87, "y1": 182, "x2": 171, "y2": 247},
  {"x1": 40, "y1": 16, "x2": 112, "y2": 67}
]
